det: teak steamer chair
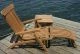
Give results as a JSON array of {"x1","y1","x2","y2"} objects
[
  {"x1": 34, "y1": 15, "x2": 76, "y2": 47},
  {"x1": 1, "y1": 4, "x2": 49, "y2": 52}
]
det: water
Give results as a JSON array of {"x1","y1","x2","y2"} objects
[{"x1": 0, "y1": 0, "x2": 80, "y2": 36}]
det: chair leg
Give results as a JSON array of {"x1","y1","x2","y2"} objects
[
  {"x1": 9, "y1": 40, "x2": 35, "y2": 49},
  {"x1": 70, "y1": 39, "x2": 77, "y2": 48},
  {"x1": 34, "y1": 33, "x2": 48, "y2": 52},
  {"x1": 67, "y1": 39, "x2": 76, "y2": 48},
  {"x1": 43, "y1": 40, "x2": 50, "y2": 48}
]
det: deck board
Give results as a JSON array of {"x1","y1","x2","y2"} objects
[
  {"x1": 0, "y1": 42, "x2": 19, "y2": 54},
  {"x1": 0, "y1": 17, "x2": 80, "y2": 54},
  {"x1": 58, "y1": 46, "x2": 80, "y2": 54},
  {"x1": 50, "y1": 46, "x2": 73, "y2": 54},
  {"x1": 1, "y1": 35, "x2": 32, "y2": 54},
  {"x1": 0, "y1": 49, "x2": 6, "y2": 54},
  {"x1": 48, "y1": 48, "x2": 59, "y2": 54},
  {"x1": 24, "y1": 48, "x2": 45, "y2": 54}
]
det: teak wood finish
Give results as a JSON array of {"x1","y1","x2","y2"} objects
[
  {"x1": 1, "y1": 4, "x2": 48, "y2": 53},
  {"x1": 35, "y1": 15, "x2": 53, "y2": 27},
  {"x1": 1, "y1": 3, "x2": 77, "y2": 54},
  {"x1": 35, "y1": 15, "x2": 76, "y2": 48}
]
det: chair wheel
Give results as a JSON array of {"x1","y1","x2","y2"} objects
[
  {"x1": 44, "y1": 40, "x2": 50, "y2": 48},
  {"x1": 67, "y1": 39, "x2": 76, "y2": 48}
]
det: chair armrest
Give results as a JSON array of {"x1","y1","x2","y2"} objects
[
  {"x1": 22, "y1": 18, "x2": 41, "y2": 24},
  {"x1": 15, "y1": 28, "x2": 40, "y2": 35}
]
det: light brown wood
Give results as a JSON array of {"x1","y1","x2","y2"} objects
[
  {"x1": 22, "y1": 27, "x2": 49, "y2": 40},
  {"x1": 1, "y1": 4, "x2": 48, "y2": 52},
  {"x1": 15, "y1": 28, "x2": 40, "y2": 35},
  {"x1": 35, "y1": 15, "x2": 53, "y2": 23},
  {"x1": 34, "y1": 32, "x2": 48, "y2": 52},
  {"x1": 1, "y1": 4, "x2": 14, "y2": 16},
  {"x1": 1, "y1": 4, "x2": 25, "y2": 33},
  {"x1": 9, "y1": 40, "x2": 35, "y2": 49},
  {"x1": 0, "y1": 16, "x2": 79, "y2": 54},
  {"x1": 35, "y1": 15, "x2": 53, "y2": 27},
  {"x1": 50, "y1": 27, "x2": 76, "y2": 40},
  {"x1": 1, "y1": 3, "x2": 76, "y2": 53},
  {"x1": 22, "y1": 18, "x2": 41, "y2": 24}
]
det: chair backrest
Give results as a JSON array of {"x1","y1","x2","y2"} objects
[{"x1": 1, "y1": 4, "x2": 25, "y2": 33}]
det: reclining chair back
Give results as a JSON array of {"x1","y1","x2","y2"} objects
[{"x1": 1, "y1": 4, "x2": 25, "y2": 33}]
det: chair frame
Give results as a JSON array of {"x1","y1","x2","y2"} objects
[{"x1": 1, "y1": 4, "x2": 48, "y2": 52}]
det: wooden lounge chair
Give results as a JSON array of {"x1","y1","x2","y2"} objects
[{"x1": 0, "y1": 4, "x2": 48, "y2": 52}]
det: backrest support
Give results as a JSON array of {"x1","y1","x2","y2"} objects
[{"x1": 1, "y1": 4, "x2": 25, "y2": 33}]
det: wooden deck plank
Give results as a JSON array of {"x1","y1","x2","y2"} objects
[
  {"x1": 53, "y1": 23, "x2": 79, "y2": 32},
  {"x1": 48, "y1": 48, "x2": 60, "y2": 54},
  {"x1": 53, "y1": 19, "x2": 80, "y2": 29},
  {"x1": 24, "y1": 48, "x2": 45, "y2": 54},
  {"x1": 75, "y1": 41, "x2": 80, "y2": 46},
  {"x1": 57, "y1": 46, "x2": 80, "y2": 54},
  {"x1": 0, "y1": 42, "x2": 19, "y2": 54},
  {"x1": 0, "y1": 49, "x2": 6, "y2": 54},
  {"x1": 13, "y1": 48, "x2": 31, "y2": 54},
  {"x1": 1, "y1": 36, "x2": 32, "y2": 54},
  {"x1": 50, "y1": 46, "x2": 73, "y2": 54},
  {"x1": 53, "y1": 17, "x2": 80, "y2": 29},
  {"x1": 54, "y1": 21, "x2": 80, "y2": 32},
  {"x1": 76, "y1": 46, "x2": 80, "y2": 51}
]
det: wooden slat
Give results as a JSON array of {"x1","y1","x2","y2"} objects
[
  {"x1": 22, "y1": 18, "x2": 41, "y2": 24},
  {"x1": 50, "y1": 27, "x2": 76, "y2": 40},
  {"x1": 15, "y1": 28, "x2": 40, "y2": 35},
  {"x1": 24, "y1": 48, "x2": 44, "y2": 54},
  {"x1": 53, "y1": 17, "x2": 80, "y2": 29},
  {"x1": 1, "y1": 4, "x2": 14, "y2": 16},
  {"x1": 50, "y1": 46, "x2": 72, "y2": 54},
  {"x1": 12, "y1": 48, "x2": 31, "y2": 54},
  {"x1": 35, "y1": 15, "x2": 53, "y2": 23},
  {"x1": 0, "y1": 50, "x2": 6, "y2": 54},
  {"x1": 0, "y1": 42, "x2": 19, "y2": 54},
  {"x1": 53, "y1": 19, "x2": 80, "y2": 32},
  {"x1": 57, "y1": 46, "x2": 80, "y2": 54},
  {"x1": 6, "y1": 10, "x2": 24, "y2": 33},
  {"x1": 47, "y1": 48, "x2": 59, "y2": 54}
]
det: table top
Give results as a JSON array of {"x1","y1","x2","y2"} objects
[{"x1": 35, "y1": 15, "x2": 53, "y2": 23}]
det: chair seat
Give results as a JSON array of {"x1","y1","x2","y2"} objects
[
  {"x1": 50, "y1": 27, "x2": 76, "y2": 40},
  {"x1": 22, "y1": 28, "x2": 49, "y2": 40}
]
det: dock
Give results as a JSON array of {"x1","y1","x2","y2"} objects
[{"x1": 0, "y1": 17, "x2": 80, "y2": 54}]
